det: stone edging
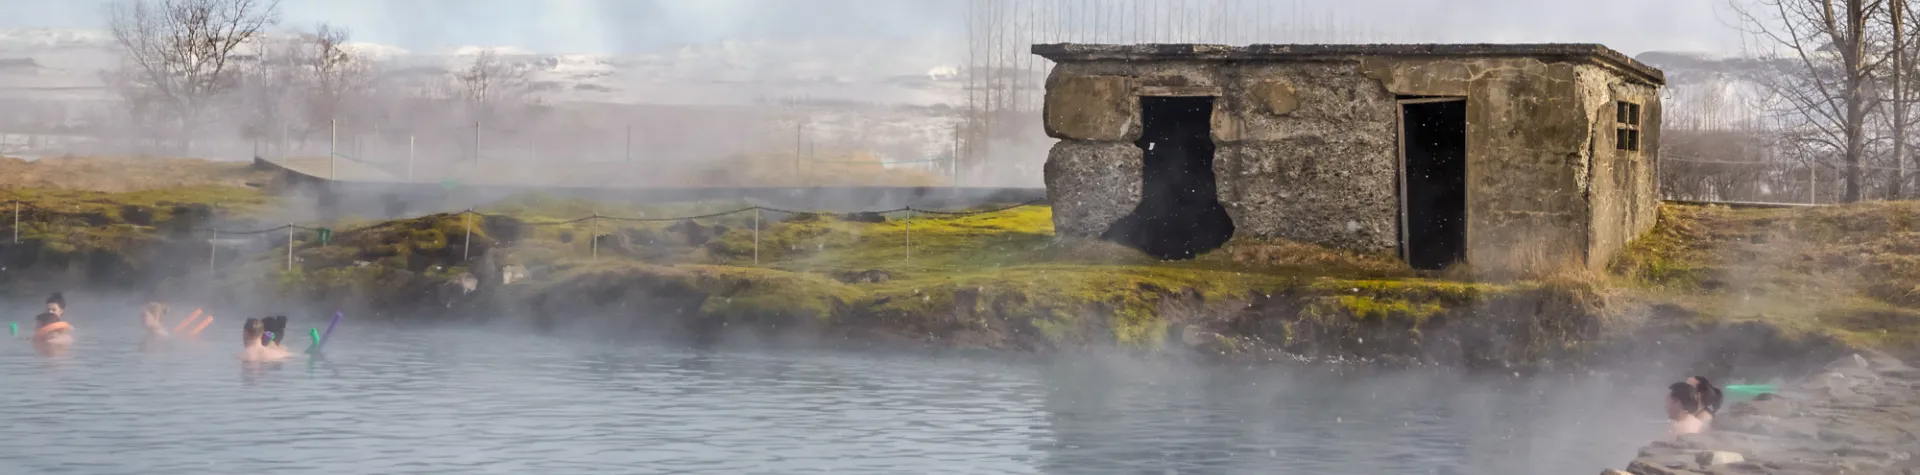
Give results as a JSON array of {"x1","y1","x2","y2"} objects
[{"x1": 1607, "y1": 351, "x2": 1920, "y2": 475}]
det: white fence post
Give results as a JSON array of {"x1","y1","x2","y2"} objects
[{"x1": 463, "y1": 211, "x2": 473, "y2": 261}]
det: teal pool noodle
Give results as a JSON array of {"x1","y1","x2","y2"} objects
[
  {"x1": 1725, "y1": 384, "x2": 1778, "y2": 394},
  {"x1": 7, "y1": 322, "x2": 15, "y2": 336},
  {"x1": 305, "y1": 328, "x2": 322, "y2": 354}
]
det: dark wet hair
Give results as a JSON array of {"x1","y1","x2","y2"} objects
[
  {"x1": 1691, "y1": 376, "x2": 1724, "y2": 414},
  {"x1": 45, "y1": 292, "x2": 65, "y2": 308},
  {"x1": 1668, "y1": 382, "x2": 1701, "y2": 413},
  {"x1": 34, "y1": 312, "x2": 59, "y2": 326},
  {"x1": 262, "y1": 316, "x2": 288, "y2": 344}
]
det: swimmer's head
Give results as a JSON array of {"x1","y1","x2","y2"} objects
[
  {"x1": 34, "y1": 312, "x2": 59, "y2": 327},
  {"x1": 1667, "y1": 382, "x2": 1701, "y2": 418},
  {"x1": 44, "y1": 292, "x2": 65, "y2": 316},
  {"x1": 243, "y1": 318, "x2": 264, "y2": 345},
  {"x1": 263, "y1": 316, "x2": 288, "y2": 343},
  {"x1": 143, "y1": 302, "x2": 167, "y2": 318}
]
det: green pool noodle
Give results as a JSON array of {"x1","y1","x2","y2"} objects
[
  {"x1": 1725, "y1": 384, "x2": 1778, "y2": 395},
  {"x1": 306, "y1": 328, "x2": 321, "y2": 353},
  {"x1": 7, "y1": 322, "x2": 15, "y2": 336}
]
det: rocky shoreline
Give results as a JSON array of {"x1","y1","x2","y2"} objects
[{"x1": 1610, "y1": 350, "x2": 1920, "y2": 475}]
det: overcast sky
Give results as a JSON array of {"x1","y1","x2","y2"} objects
[{"x1": 0, "y1": 0, "x2": 1749, "y2": 57}]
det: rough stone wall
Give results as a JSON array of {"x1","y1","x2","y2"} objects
[
  {"x1": 1213, "y1": 62, "x2": 1401, "y2": 251},
  {"x1": 1580, "y1": 65, "x2": 1663, "y2": 272},
  {"x1": 1042, "y1": 59, "x2": 1402, "y2": 251},
  {"x1": 1360, "y1": 57, "x2": 1597, "y2": 274},
  {"x1": 1041, "y1": 53, "x2": 1659, "y2": 274}
]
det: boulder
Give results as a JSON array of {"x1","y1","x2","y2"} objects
[
  {"x1": 834, "y1": 270, "x2": 892, "y2": 284},
  {"x1": 1826, "y1": 353, "x2": 1871, "y2": 370},
  {"x1": 1696, "y1": 451, "x2": 1743, "y2": 466},
  {"x1": 501, "y1": 265, "x2": 528, "y2": 285}
]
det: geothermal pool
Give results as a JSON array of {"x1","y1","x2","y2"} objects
[{"x1": 1, "y1": 313, "x2": 1665, "y2": 474}]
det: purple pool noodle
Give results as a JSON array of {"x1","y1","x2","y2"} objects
[
  {"x1": 263, "y1": 331, "x2": 274, "y2": 345},
  {"x1": 314, "y1": 312, "x2": 342, "y2": 352}
]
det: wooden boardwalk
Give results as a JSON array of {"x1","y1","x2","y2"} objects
[{"x1": 253, "y1": 156, "x2": 402, "y2": 182}]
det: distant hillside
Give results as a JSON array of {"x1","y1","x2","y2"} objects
[{"x1": 0, "y1": 27, "x2": 978, "y2": 107}]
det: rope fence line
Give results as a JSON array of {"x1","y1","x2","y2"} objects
[{"x1": 0, "y1": 197, "x2": 1049, "y2": 272}]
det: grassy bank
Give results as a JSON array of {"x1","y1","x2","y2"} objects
[
  {"x1": 1611, "y1": 202, "x2": 1920, "y2": 353},
  {"x1": 3, "y1": 181, "x2": 1914, "y2": 364}
]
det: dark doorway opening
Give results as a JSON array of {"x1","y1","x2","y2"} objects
[
  {"x1": 1399, "y1": 98, "x2": 1469, "y2": 270},
  {"x1": 1102, "y1": 96, "x2": 1236, "y2": 260}
]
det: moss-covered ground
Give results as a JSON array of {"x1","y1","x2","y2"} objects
[
  {"x1": 0, "y1": 186, "x2": 269, "y2": 276},
  {"x1": 261, "y1": 194, "x2": 1525, "y2": 352},
  {"x1": 5, "y1": 182, "x2": 1915, "y2": 362}
]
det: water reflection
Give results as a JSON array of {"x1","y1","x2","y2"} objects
[{"x1": 0, "y1": 315, "x2": 1658, "y2": 474}]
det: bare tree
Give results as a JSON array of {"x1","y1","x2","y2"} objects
[
  {"x1": 107, "y1": 0, "x2": 282, "y2": 152},
  {"x1": 299, "y1": 25, "x2": 370, "y2": 132},
  {"x1": 455, "y1": 48, "x2": 539, "y2": 125},
  {"x1": 1735, "y1": 0, "x2": 1895, "y2": 202}
]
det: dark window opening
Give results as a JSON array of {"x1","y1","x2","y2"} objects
[
  {"x1": 1615, "y1": 101, "x2": 1642, "y2": 152},
  {"x1": 1400, "y1": 99, "x2": 1468, "y2": 270},
  {"x1": 1101, "y1": 96, "x2": 1235, "y2": 260}
]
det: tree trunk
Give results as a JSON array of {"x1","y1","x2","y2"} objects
[
  {"x1": 1897, "y1": 0, "x2": 1912, "y2": 199},
  {"x1": 1844, "y1": 0, "x2": 1869, "y2": 203}
]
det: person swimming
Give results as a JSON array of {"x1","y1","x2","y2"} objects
[
  {"x1": 261, "y1": 316, "x2": 288, "y2": 348},
  {"x1": 1666, "y1": 382, "x2": 1707, "y2": 439},
  {"x1": 141, "y1": 302, "x2": 171, "y2": 338},
  {"x1": 138, "y1": 302, "x2": 171, "y2": 351},
  {"x1": 32, "y1": 311, "x2": 73, "y2": 356},
  {"x1": 44, "y1": 292, "x2": 65, "y2": 319},
  {"x1": 238, "y1": 317, "x2": 290, "y2": 362},
  {"x1": 1687, "y1": 376, "x2": 1724, "y2": 423}
]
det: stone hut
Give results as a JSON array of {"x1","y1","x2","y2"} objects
[{"x1": 1033, "y1": 43, "x2": 1665, "y2": 273}]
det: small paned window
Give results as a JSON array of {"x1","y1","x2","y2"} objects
[{"x1": 1615, "y1": 101, "x2": 1642, "y2": 152}]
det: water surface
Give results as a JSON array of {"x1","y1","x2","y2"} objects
[{"x1": 1, "y1": 313, "x2": 1664, "y2": 474}]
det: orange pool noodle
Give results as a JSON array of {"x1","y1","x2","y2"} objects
[
  {"x1": 172, "y1": 308, "x2": 204, "y2": 334},
  {"x1": 186, "y1": 315, "x2": 214, "y2": 338}
]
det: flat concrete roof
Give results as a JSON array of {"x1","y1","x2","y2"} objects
[{"x1": 1031, "y1": 43, "x2": 1665, "y2": 86}]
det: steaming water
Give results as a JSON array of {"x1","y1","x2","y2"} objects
[{"x1": 1, "y1": 317, "x2": 1665, "y2": 475}]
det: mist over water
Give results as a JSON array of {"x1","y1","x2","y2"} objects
[
  {"x1": 0, "y1": 2, "x2": 1784, "y2": 474},
  {"x1": 2, "y1": 301, "x2": 1670, "y2": 475}
]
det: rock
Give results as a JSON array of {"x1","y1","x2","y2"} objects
[
  {"x1": 1696, "y1": 451, "x2": 1743, "y2": 466},
  {"x1": 841, "y1": 212, "x2": 888, "y2": 223},
  {"x1": 501, "y1": 264, "x2": 528, "y2": 285},
  {"x1": 666, "y1": 219, "x2": 728, "y2": 246},
  {"x1": 437, "y1": 272, "x2": 480, "y2": 308},
  {"x1": 592, "y1": 233, "x2": 633, "y2": 256},
  {"x1": 834, "y1": 270, "x2": 892, "y2": 284},
  {"x1": 1626, "y1": 459, "x2": 1694, "y2": 475},
  {"x1": 1600, "y1": 470, "x2": 1631, "y2": 475},
  {"x1": 1827, "y1": 353, "x2": 1872, "y2": 370},
  {"x1": 1732, "y1": 397, "x2": 1794, "y2": 418},
  {"x1": 1707, "y1": 461, "x2": 1770, "y2": 474}
]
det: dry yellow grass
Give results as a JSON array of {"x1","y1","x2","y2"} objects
[{"x1": 0, "y1": 155, "x2": 272, "y2": 192}]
